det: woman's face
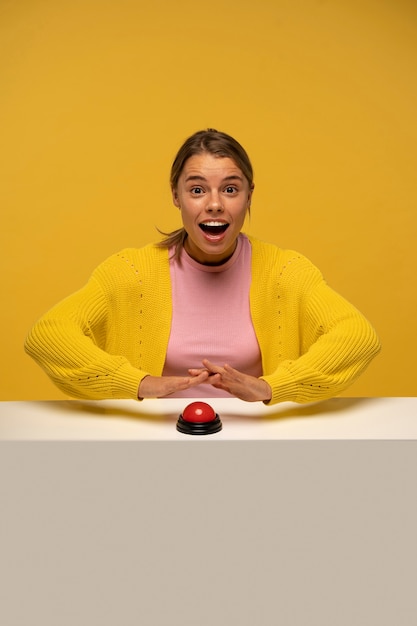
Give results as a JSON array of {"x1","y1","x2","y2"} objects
[{"x1": 172, "y1": 152, "x2": 253, "y2": 265}]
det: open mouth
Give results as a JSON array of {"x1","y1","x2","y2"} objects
[{"x1": 199, "y1": 221, "x2": 229, "y2": 235}]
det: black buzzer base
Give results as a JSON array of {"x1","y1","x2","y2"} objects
[{"x1": 176, "y1": 414, "x2": 222, "y2": 435}]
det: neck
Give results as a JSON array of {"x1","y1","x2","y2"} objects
[{"x1": 183, "y1": 238, "x2": 238, "y2": 266}]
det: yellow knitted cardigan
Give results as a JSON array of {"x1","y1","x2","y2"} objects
[{"x1": 24, "y1": 236, "x2": 381, "y2": 404}]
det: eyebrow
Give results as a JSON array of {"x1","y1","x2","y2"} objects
[{"x1": 184, "y1": 174, "x2": 244, "y2": 183}]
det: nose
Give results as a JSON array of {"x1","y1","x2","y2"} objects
[{"x1": 206, "y1": 191, "x2": 223, "y2": 213}]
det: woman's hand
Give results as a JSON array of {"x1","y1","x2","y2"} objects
[
  {"x1": 138, "y1": 369, "x2": 210, "y2": 399},
  {"x1": 189, "y1": 359, "x2": 272, "y2": 403}
]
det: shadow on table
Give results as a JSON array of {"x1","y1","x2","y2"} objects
[
  {"x1": 253, "y1": 397, "x2": 380, "y2": 422},
  {"x1": 37, "y1": 400, "x2": 179, "y2": 423},
  {"x1": 36, "y1": 397, "x2": 380, "y2": 424},
  {"x1": 197, "y1": 397, "x2": 381, "y2": 422}
]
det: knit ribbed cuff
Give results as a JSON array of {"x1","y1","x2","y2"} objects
[
  {"x1": 260, "y1": 367, "x2": 300, "y2": 405},
  {"x1": 110, "y1": 362, "x2": 150, "y2": 400}
]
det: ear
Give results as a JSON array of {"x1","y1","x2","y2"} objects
[
  {"x1": 171, "y1": 186, "x2": 180, "y2": 208},
  {"x1": 248, "y1": 183, "x2": 255, "y2": 207}
]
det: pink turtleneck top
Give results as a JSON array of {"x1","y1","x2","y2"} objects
[{"x1": 162, "y1": 234, "x2": 262, "y2": 397}]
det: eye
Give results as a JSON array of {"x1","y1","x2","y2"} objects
[
  {"x1": 225, "y1": 186, "x2": 238, "y2": 194},
  {"x1": 191, "y1": 186, "x2": 204, "y2": 195}
]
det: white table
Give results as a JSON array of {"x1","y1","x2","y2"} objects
[
  {"x1": 0, "y1": 396, "x2": 416, "y2": 439},
  {"x1": 1, "y1": 398, "x2": 416, "y2": 626}
]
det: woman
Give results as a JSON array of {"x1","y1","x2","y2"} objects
[{"x1": 24, "y1": 129, "x2": 381, "y2": 404}]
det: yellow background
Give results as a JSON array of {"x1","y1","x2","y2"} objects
[{"x1": 1, "y1": 0, "x2": 416, "y2": 400}]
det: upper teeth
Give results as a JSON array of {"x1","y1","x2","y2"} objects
[{"x1": 202, "y1": 221, "x2": 226, "y2": 226}]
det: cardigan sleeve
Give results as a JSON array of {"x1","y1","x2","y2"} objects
[
  {"x1": 259, "y1": 259, "x2": 381, "y2": 405},
  {"x1": 24, "y1": 275, "x2": 149, "y2": 400}
]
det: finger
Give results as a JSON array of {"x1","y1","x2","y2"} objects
[
  {"x1": 201, "y1": 359, "x2": 225, "y2": 374},
  {"x1": 205, "y1": 373, "x2": 222, "y2": 386},
  {"x1": 188, "y1": 371, "x2": 222, "y2": 386},
  {"x1": 187, "y1": 370, "x2": 210, "y2": 386},
  {"x1": 210, "y1": 380, "x2": 229, "y2": 391},
  {"x1": 188, "y1": 367, "x2": 207, "y2": 376}
]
